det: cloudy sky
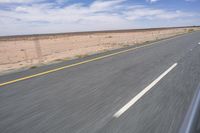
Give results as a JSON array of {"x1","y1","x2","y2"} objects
[{"x1": 0, "y1": 0, "x2": 199, "y2": 36}]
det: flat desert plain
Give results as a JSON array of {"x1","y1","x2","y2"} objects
[{"x1": 0, "y1": 27, "x2": 199, "y2": 74}]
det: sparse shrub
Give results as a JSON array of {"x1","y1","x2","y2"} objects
[
  {"x1": 145, "y1": 41, "x2": 150, "y2": 43},
  {"x1": 62, "y1": 57, "x2": 70, "y2": 61},
  {"x1": 76, "y1": 54, "x2": 88, "y2": 58},
  {"x1": 123, "y1": 44, "x2": 130, "y2": 47},
  {"x1": 54, "y1": 59, "x2": 63, "y2": 62},
  {"x1": 188, "y1": 29, "x2": 194, "y2": 33},
  {"x1": 106, "y1": 36, "x2": 112, "y2": 38},
  {"x1": 30, "y1": 66, "x2": 37, "y2": 69}
]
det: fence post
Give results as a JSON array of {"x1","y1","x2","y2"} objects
[{"x1": 34, "y1": 38, "x2": 43, "y2": 63}]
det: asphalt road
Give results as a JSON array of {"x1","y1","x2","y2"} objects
[{"x1": 0, "y1": 31, "x2": 200, "y2": 133}]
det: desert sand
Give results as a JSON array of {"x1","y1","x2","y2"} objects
[{"x1": 0, "y1": 27, "x2": 199, "y2": 74}]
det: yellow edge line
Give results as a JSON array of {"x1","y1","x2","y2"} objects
[{"x1": 0, "y1": 43, "x2": 155, "y2": 87}]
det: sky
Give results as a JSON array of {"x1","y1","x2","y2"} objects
[{"x1": 0, "y1": 0, "x2": 199, "y2": 36}]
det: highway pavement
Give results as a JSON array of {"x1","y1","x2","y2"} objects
[{"x1": 0, "y1": 31, "x2": 200, "y2": 133}]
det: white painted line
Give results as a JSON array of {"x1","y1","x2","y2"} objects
[
  {"x1": 113, "y1": 63, "x2": 178, "y2": 118},
  {"x1": 198, "y1": 42, "x2": 200, "y2": 45}
]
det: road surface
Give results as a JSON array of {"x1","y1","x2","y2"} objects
[{"x1": 0, "y1": 31, "x2": 200, "y2": 133}]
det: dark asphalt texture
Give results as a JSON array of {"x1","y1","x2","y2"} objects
[{"x1": 0, "y1": 31, "x2": 200, "y2": 133}]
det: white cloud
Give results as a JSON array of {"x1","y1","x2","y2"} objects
[
  {"x1": 0, "y1": 0, "x2": 63, "y2": 3},
  {"x1": 0, "y1": 0, "x2": 199, "y2": 36},
  {"x1": 146, "y1": 0, "x2": 159, "y2": 3},
  {"x1": 125, "y1": 7, "x2": 193, "y2": 20},
  {"x1": 0, "y1": 0, "x2": 38, "y2": 3},
  {"x1": 90, "y1": 0, "x2": 126, "y2": 11}
]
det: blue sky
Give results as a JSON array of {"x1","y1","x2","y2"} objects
[{"x1": 0, "y1": 0, "x2": 199, "y2": 36}]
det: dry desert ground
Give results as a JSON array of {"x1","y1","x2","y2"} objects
[{"x1": 0, "y1": 27, "x2": 199, "y2": 74}]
